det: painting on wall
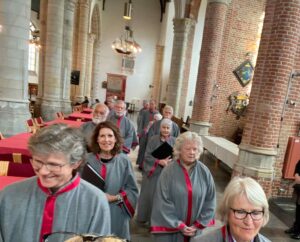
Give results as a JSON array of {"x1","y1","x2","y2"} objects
[{"x1": 233, "y1": 60, "x2": 254, "y2": 87}]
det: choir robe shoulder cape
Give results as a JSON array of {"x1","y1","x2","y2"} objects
[
  {"x1": 190, "y1": 225, "x2": 271, "y2": 242},
  {"x1": 86, "y1": 153, "x2": 139, "y2": 240},
  {"x1": 137, "y1": 135, "x2": 176, "y2": 223},
  {"x1": 151, "y1": 159, "x2": 216, "y2": 242},
  {"x1": 0, "y1": 175, "x2": 111, "y2": 242}
]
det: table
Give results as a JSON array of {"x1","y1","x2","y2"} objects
[
  {"x1": 68, "y1": 111, "x2": 93, "y2": 121},
  {"x1": 0, "y1": 133, "x2": 32, "y2": 156},
  {"x1": 0, "y1": 176, "x2": 28, "y2": 190},
  {"x1": 82, "y1": 108, "x2": 93, "y2": 114},
  {"x1": 44, "y1": 118, "x2": 84, "y2": 127},
  {"x1": 202, "y1": 136, "x2": 239, "y2": 169}
]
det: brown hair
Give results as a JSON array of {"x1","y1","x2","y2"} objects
[{"x1": 90, "y1": 121, "x2": 123, "y2": 156}]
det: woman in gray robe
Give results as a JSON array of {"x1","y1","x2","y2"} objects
[
  {"x1": 136, "y1": 119, "x2": 176, "y2": 224},
  {"x1": 150, "y1": 131, "x2": 216, "y2": 242},
  {"x1": 191, "y1": 177, "x2": 271, "y2": 242},
  {"x1": 85, "y1": 121, "x2": 139, "y2": 241},
  {"x1": 0, "y1": 124, "x2": 111, "y2": 242}
]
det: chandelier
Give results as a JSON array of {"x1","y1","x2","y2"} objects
[
  {"x1": 29, "y1": 23, "x2": 41, "y2": 49},
  {"x1": 111, "y1": 26, "x2": 142, "y2": 56}
]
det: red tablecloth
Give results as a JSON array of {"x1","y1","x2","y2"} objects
[
  {"x1": 68, "y1": 111, "x2": 93, "y2": 120},
  {"x1": 0, "y1": 176, "x2": 28, "y2": 190},
  {"x1": 44, "y1": 118, "x2": 84, "y2": 127},
  {"x1": 0, "y1": 133, "x2": 32, "y2": 156}
]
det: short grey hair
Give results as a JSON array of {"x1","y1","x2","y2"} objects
[
  {"x1": 173, "y1": 131, "x2": 203, "y2": 160},
  {"x1": 218, "y1": 176, "x2": 269, "y2": 226},
  {"x1": 94, "y1": 103, "x2": 109, "y2": 116},
  {"x1": 28, "y1": 123, "x2": 87, "y2": 165},
  {"x1": 163, "y1": 105, "x2": 173, "y2": 113},
  {"x1": 160, "y1": 118, "x2": 172, "y2": 129}
]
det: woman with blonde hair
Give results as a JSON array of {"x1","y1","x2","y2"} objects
[{"x1": 192, "y1": 177, "x2": 270, "y2": 242}]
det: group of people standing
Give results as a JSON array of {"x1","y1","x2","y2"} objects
[{"x1": 0, "y1": 97, "x2": 285, "y2": 242}]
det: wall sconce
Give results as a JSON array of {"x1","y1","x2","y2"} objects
[{"x1": 123, "y1": 0, "x2": 132, "y2": 20}]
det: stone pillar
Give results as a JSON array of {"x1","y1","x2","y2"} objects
[
  {"x1": 0, "y1": 0, "x2": 32, "y2": 136},
  {"x1": 166, "y1": 18, "x2": 195, "y2": 115},
  {"x1": 84, "y1": 33, "x2": 96, "y2": 98},
  {"x1": 75, "y1": 0, "x2": 89, "y2": 101},
  {"x1": 91, "y1": 40, "x2": 101, "y2": 100},
  {"x1": 151, "y1": 45, "x2": 164, "y2": 103},
  {"x1": 234, "y1": 0, "x2": 300, "y2": 197},
  {"x1": 61, "y1": 0, "x2": 78, "y2": 111},
  {"x1": 39, "y1": 0, "x2": 65, "y2": 120},
  {"x1": 190, "y1": 0, "x2": 230, "y2": 135}
]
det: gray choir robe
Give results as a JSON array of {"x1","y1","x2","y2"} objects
[
  {"x1": 80, "y1": 121, "x2": 97, "y2": 147},
  {"x1": 137, "y1": 135, "x2": 176, "y2": 223},
  {"x1": 0, "y1": 175, "x2": 111, "y2": 242},
  {"x1": 147, "y1": 119, "x2": 180, "y2": 140},
  {"x1": 86, "y1": 153, "x2": 139, "y2": 240},
  {"x1": 137, "y1": 108, "x2": 147, "y2": 133},
  {"x1": 151, "y1": 160, "x2": 216, "y2": 242},
  {"x1": 191, "y1": 225, "x2": 271, "y2": 242},
  {"x1": 136, "y1": 110, "x2": 159, "y2": 166},
  {"x1": 108, "y1": 114, "x2": 136, "y2": 153}
]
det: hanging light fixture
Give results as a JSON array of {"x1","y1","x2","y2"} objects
[
  {"x1": 111, "y1": 26, "x2": 142, "y2": 56},
  {"x1": 123, "y1": 0, "x2": 132, "y2": 20}
]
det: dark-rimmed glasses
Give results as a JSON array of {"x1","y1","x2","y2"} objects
[
  {"x1": 230, "y1": 208, "x2": 264, "y2": 221},
  {"x1": 31, "y1": 159, "x2": 69, "y2": 172},
  {"x1": 43, "y1": 231, "x2": 126, "y2": 242}
]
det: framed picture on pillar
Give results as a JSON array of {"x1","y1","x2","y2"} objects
[{"x1": 233, "y1": 60, "x2": 254, "y2": 87}]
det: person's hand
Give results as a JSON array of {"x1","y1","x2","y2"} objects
[
  {"x1": 181, "y1": 226, "x2": 197, "y2": 237},
  {"x1": 106, "y1": 193, "x2": 118, "y2": 203},
  {"x1": 158, "y1": 156, "x2": 172, "y2": 167}
]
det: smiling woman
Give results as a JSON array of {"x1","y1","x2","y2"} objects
[{"x1": 0, "y1": 124, "x2": 111, "y2": 242}]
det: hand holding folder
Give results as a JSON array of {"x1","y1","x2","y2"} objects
[
  {"x1": 151, "y1": 142, "x2": 173, "y2": 160},
  {"x1": 81, "y1": 163, "x2": 105, "y2": 191}
]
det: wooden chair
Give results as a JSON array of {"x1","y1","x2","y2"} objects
[
  {"x1": 26, "y1": 118, "x2": 37, "y2": 133},
  {"x1": 0, "y1": 153, "x2": 32, "y2": 163},
  {"x1": 34, "y1": 116, "x2": 46, "y2": 128},
  {"x1": 73, "y1": 105, "x2": 83, "y2": 112},
  {"x1": 0, "y1": 132, "x2": 4, "y2": 140},
  {"x1": 0, "y1": 161, "x2": 35, "y2": 177},
  {"x1": 56, "y1": 112, "x2": 65, "y2": 119}
]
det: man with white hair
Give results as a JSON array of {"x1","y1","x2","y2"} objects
[
  {"x1": 108, "y1": 100, "x2": 137, "y2": 154},
  {"x1": 147, "y1": 105, "x2": 180, "y2": 140},
  {"x1": 81, "y1": 103, "x2": 109, "y2": 148}
]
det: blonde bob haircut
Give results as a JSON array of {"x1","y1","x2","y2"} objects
[
  {"x1": 173, "y1": 131, "x2": 203, "y2": 160},
  {"x1": 218, "y1": 176, "x2": 269, "y2": 226}
]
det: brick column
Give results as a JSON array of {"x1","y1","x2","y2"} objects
[
  {"x1": 0, "y1": 0, "x2": 32, "y2": 135},
  {"x1": 190, "y1": 0, "x2": 230, "y2": 135},
  {"x1": 234, "y1": 0, "x2": 300, "y2": 197},
  {"x1": 75, "y1": 0, "x2": 89, "y2": 101},
  {"x1": 166, "y1": 18, "x2": 195, "y2": 115},
  {"x1": 84, "y1": 33, "x2": 96, "y2": 98},
  {"x1": 91, "y1": 40, "x2": 101, "y2": 100}
]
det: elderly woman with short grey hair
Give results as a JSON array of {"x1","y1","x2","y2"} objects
[
  {"x1": 150, "y1": 131, "x2": 216, "y2": 242},
  {"x1": 0, "y1": 124, "x2": 111, "y2": 242},
  {"x1": 136, "y1": 118, "x2": 176, "y2": 224},
  {"x1": 192, "y1": 177, "x2": 270, "y2": 242}
]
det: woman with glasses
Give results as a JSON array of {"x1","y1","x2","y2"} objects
[
  {"x1": 85, "y1": 121, "x2": 138, "y2": 241},
  {"x1": 192, "y1": 177, "x2": 270, "y2": 242},
  {"x1": 150, "y1": 131, "x2": 216, "y2": 242},
  {"x1": 0, "y1": 124, "x2": 111, "y2": 242}
]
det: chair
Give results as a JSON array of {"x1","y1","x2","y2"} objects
[
  {"x1": 0, "y1": 153, "x2": 32, "y2": 163},
  {"x1": 34, "y1": 116, "x2": 46, "y2": 128},
  {"x1": 73, "y1": 105, "x2": 83, "y2": 112},
  {"x1": 26, "y1": 119, "x2": 37, "y2": 133},
  {"x1": 0, "y1": 132, "x2": 5, "y2": 140},
  {"x1": 0, "y1": 161, "x2": 35, "y2": 177}
]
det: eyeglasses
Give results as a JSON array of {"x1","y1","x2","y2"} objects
[
  {"x1": 230, "y1": 208, "x2": 264, "y2": 221},
  {"x1": 31, "y1": 159, "x2": 69, "y2": 172},
  {"x1": 43, "y1": 231, "x2": 126, "y2": 242}
]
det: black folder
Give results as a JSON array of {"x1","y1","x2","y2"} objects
[
  {"x1": 151, "y1": 142, "x2": 173, "y2": 160},
  {"x1": 81, "y1": 163, "x2": 105, "y2": 191}
]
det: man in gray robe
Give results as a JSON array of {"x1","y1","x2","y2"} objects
[
  {"x1": 150, "y1": 160, "x2": 216, "y2": 242},
  {"x1": 137, "y1": 100, "x2": 149, "y2": 132},
  {"x1": 137, "y1": 119, "x2": 176, "y2": 223},
  {"x1": 147, "y1": 105, "x2": 180, "y2": 140},
  {"x1": 108, "y1": 100, "x2": 137, "y2": 154},
  {"x1": 136, "y1": 100, "x2": 159, "y2": 167},
  {"x1": 80, "y1": 103, "x2": 109, "y2": 148},
  {"x1": 86, "y1": 153, "x2": 138, "y2": 240},
  {"x1": 0, "y1": 175, "x2": 111, "y2": 242}
]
